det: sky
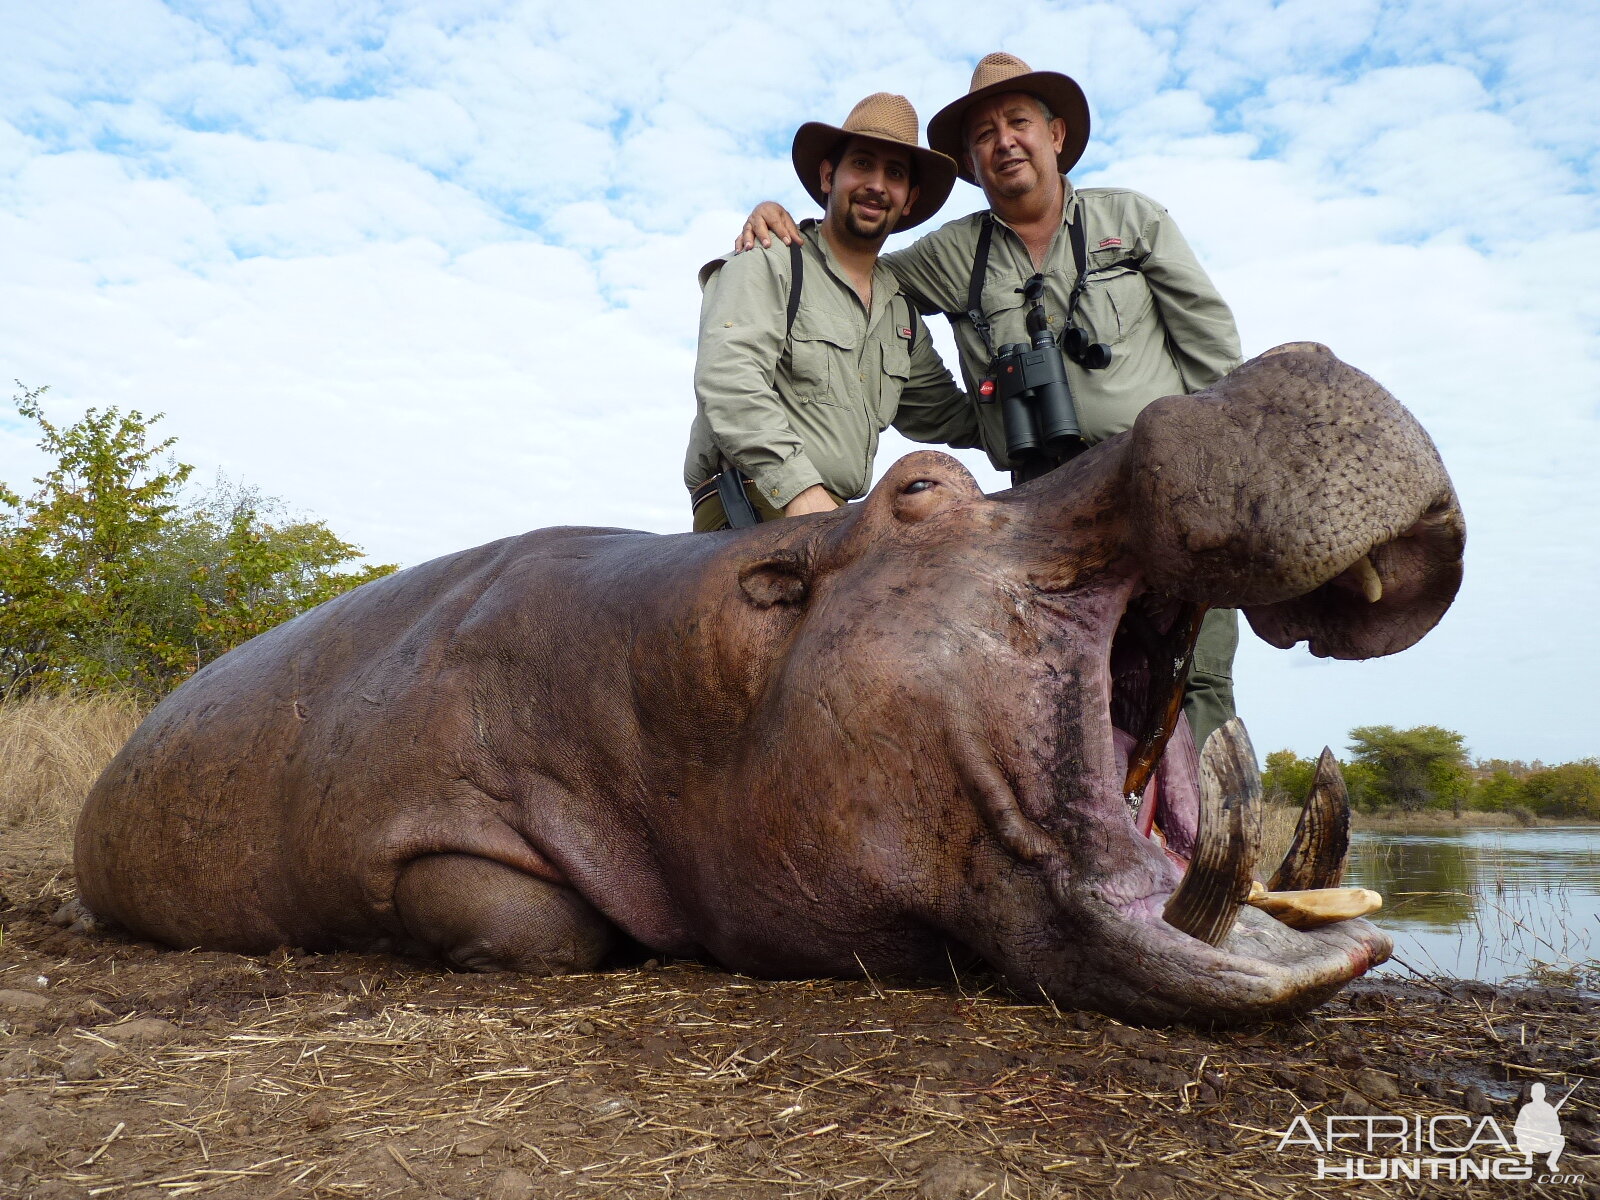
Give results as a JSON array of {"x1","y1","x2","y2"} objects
[{"x1": 1, "y1": 1, "x2": 1596, "y2": 765}]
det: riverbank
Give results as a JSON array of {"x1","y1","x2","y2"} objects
[
  {"x1": 1350, "y1": 809, "x2": 1599, "y2": 832},
  {"x1": 3, "y1": 827, "x2": 1598, "y2": 1198},
  {"x1": 1261, "y1": 803, "x2": 1596, "y2": 838}
]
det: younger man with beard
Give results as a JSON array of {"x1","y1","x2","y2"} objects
[{"x1": 685, "y1": 94, "x2": 974, "y2": 530}]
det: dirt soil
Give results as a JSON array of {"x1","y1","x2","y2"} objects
[{"x1": 2, "y1": 830, "x2": 1597, "y2": 1200}]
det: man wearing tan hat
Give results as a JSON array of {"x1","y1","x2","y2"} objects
[
  {"x1": 737, "y1": 55, "x2": 1243, "y2": 747},
  {"x1": 684, "y1": 93, "x2": 976, "y2": 531}
]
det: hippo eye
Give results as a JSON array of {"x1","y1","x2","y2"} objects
[{"x1": 904, "y1": 480, "x2": 936, "y2": 493}]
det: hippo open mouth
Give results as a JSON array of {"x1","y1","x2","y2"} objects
[
  {"x1": 1107, "y1": 591, "x2": 1357, "y2": 937},
  {"x1": 1015, "y1": 515, "x2": 1452, "y2": 1022}
]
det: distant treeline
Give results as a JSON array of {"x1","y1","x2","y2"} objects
[
  {"x1": 1, "y1": 385, "x2": 395, "y2": 698},
  {"x1": 1264, "y1": 725, "x2": 1598, "y2": 820}
]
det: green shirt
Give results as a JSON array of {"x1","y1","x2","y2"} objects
[
  {"x1": 685, "y1": 219, "x2": 978, "y2": 509},
  {"x1": 883, "y1": 183, "x2": 1243, "y2": 468}
]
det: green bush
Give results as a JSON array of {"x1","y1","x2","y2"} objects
[
  {"x1": 1, "y1": 384, "x2": 396, "y2": 697},
  {"x1": 1521, "y1": 760, "x2": 1600, "y2": 820},
  {"x1": 1261, "y1": 749, "x2": 1316, "y2": 806},
  {"x1": 1470, "y1": 768, "x2": 1527, "y2": 812}
]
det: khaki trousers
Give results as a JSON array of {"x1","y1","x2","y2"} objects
[
  {"x1": 691, "y1": 482, "x2": 844, "y2": 532},
  {"x1": 1184, "y1": 607, "x2": 1239, "y2": 753}
]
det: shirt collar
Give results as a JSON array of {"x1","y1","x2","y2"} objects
[
  {"x1": 801, "y1": 217, "x2": 902, "y2": 304},
  {"x1": 990, "y1": 176, "x2": 1076, "y2": 234}
]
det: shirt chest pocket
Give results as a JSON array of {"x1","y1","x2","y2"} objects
[
  {"x1": 1077, "y1": 263, "x2": 1152, "y2": 345},
  {"x1": 786, "y1": 312, "x2": 859, "y2": 407},
  {"x1": 977, "y1": 281, "x2": 1030, "y2": 352},
  {"x1": 875, "y1": 333, "x2": 911, "y2": 426}
]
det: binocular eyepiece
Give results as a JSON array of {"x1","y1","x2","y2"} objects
[
  {"x1": 979, "y1": 274, "x2": 1111, "y2": 462},
  {"x1": 1063, "y1": 326, "x2": 1113, "y2": 371}
]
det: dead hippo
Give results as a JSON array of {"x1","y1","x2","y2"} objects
[{"x1": 74, "y1": 344, "x2": 1463, "y2": 1024}]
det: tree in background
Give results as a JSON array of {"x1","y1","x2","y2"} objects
[
  {"x1": 1520, "y1": 760, "x2": 1600, "y2": 820},
  {"x1": 1261, "y1": 734, "x2": 1594, "y2": 821},
  {"x1": 1346, "y1": 724, "x2": 1472, "y2": 815},
  {"x1": 1261, "y1": 748, "x2": 1317, "y2": 805},
  {"x1": 171, "y1": 478, "x2": 396, "y2": 672},
  {"x1": 0, "y1": 384, "x2": 395, "y2": 697}
]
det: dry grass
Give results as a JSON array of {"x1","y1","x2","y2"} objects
[
  {"x1": 0, "y1": 691, "x2": 143, "y2": 852},
  {"x1": 2, "y1": 704, "x2": 1597, "y2": 1195},
  {"x1": 1258, "y1": 804, "x2": 1300, "y2": 873},
  {"x1": 2, "y1": 895, "x2": 1596, "y2": 1198},
  {"x1": 1351, "y1": 809, "x2": 1593, "y2": 832},
  {"x1": 1258, "y1": 803, "x2": 1591, "y2": 863}
]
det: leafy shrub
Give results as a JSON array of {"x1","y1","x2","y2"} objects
[{"x1": 1, "y1": 384, "x2": 395, "y2": 697}]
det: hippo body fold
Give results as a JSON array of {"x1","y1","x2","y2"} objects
[{"x1": 76, "y1": 346, "x2": 1465, "y2": 1023}]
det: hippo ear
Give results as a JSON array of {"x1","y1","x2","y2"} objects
[{"x1": 739, "y1": 550, "x2": 810, "y2": 608}]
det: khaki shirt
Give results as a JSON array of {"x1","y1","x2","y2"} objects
[
  {"x1": 685, "y1": 219, "x2": 977, "y2": 510},
  {"x1": 883, "y1": 183, "x2": 1242, "y2": 468}
]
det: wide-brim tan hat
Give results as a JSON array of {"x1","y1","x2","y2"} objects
[
  {"x1": 927, "y1": 52, "x2": 1091, "y2": 185},
  {"x1": 791, "y1": 92, "x2": 958, "y2": 233}
]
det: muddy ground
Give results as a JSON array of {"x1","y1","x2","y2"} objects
[{"x1": 2, "y1": 830, "x2": 1596, "y2": 1200}]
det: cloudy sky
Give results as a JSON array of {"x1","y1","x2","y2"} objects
[{"x1": 2, "y1": 1, "x2": 1595, "y2": 765}]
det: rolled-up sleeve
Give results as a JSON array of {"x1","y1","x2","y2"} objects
[
  {"x1": 693, "y1": 252, "x2": 825, "y2": 508},
  {"x1": 1138, "y1": 205, "x2": 1242, "y2": 392}
]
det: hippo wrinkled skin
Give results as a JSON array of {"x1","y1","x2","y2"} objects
[{"x1": 75, "y1": 344, "x2": 1464, "y2": 1025}]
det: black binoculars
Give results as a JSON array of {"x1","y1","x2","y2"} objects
[{"x1": 980, "y1": 274, "x2": 1110, "y2": 461}]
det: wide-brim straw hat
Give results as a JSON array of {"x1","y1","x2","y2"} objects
[
  {"x1": 927, "y1": 52, "x2": 1091, "y2": 185},
  {"x1": 791, "y1": 92, "x2": 958, "y2": 233}
]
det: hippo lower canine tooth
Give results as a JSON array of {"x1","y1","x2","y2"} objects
[
  {"x1": 1162, "y1": 719, "x2": 1263, "y2": 946},
  {"x1": 1268, "y1": 747, "x2": 1352, "y2": 891}
]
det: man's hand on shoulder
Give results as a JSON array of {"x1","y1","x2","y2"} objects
[
  {"x1": 737, "y1": 202, "x2": 804, "y2": 253},
  {"x1": 782, "y1": 485, "x2": 838, "y2": 517}
]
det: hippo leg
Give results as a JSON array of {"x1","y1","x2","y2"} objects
[{"x1": 393, "y1": 854, "x2": 614, "y2": 974}]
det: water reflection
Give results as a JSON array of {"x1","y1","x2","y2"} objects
[{"x1": 1343, "y1": 827, "x2": 1600, "y2": 982}]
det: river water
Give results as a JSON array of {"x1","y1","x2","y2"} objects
[{"x1": 1343, "y1": 826, "x2": 1600, "y2": 983}]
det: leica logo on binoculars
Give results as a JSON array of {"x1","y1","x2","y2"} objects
[{"x1": 978, "y1": 273, "x2": 1110, "y2": 461}]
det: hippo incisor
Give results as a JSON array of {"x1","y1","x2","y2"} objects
[{"x1": 75, "y1": 345, "x2": 1464, "y2": 1024}]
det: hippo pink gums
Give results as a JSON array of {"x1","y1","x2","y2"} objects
[{"x1": 75, "y1": 344, "x2": 1463, "y2": 1025}]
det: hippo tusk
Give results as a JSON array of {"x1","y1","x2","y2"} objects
[
  {"x1": 1163, "y1": 718, "x2": 1262, "y2": 946},
  {"x1": 1351, "y1": 555, "x2": 1383, "y2": 603},
  {"x1": 1268, "y1": 747, "x2": 1352, "y2": 891},
  {"x1": 1122, "y1": 602, "x2": 1207, "y2": 813},
  {"x1": 1247, "y1": 880, "x2": 1382, "y2": 930}
]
